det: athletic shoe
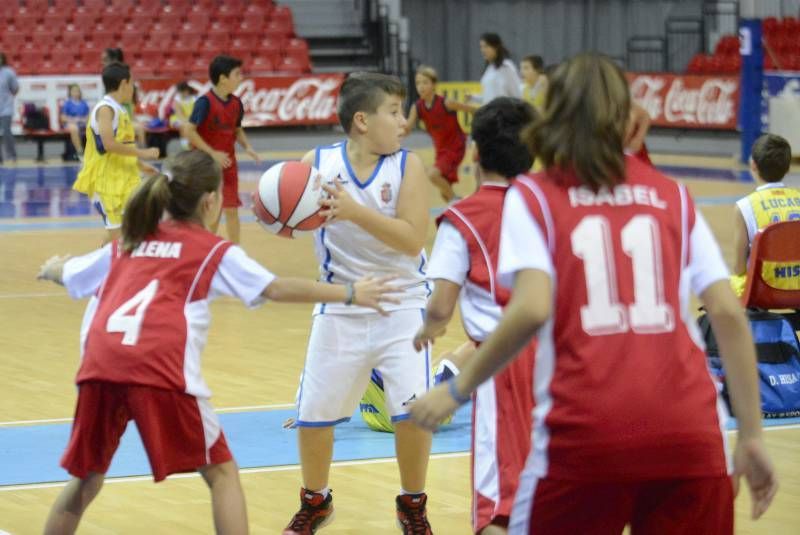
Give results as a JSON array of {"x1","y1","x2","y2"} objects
[
  {"x1": 396, "y1": 493, "x2": 432, "y2": 534},
  {"x1": 283, "y1": 488, "x2": 335, "y2": 534}
]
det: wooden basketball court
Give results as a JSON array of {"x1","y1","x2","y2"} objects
[{"x1": 0, "y1": 149, "x2": 798, "y2": 534}]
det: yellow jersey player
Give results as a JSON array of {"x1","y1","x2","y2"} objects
[
  {"x1": 73, "y1": 62, "x2": 159, "y2": 244},
  {"x1": 732, "y1": 134, "x2": 800, "y2": 295}
]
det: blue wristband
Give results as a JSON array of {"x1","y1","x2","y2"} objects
[{"x1": 447, "y1": 378, "x2": 470, "y2": 405}]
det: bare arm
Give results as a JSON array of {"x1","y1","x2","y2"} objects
[
  {"x1": 444, "y1": 98, "x2": 478, "y2": 114},
  {"x1": 96, "y1": 106, "x2": 158, "y2": 159},
  {"x1": 700, "y1": 280, "x2": 777, "y2": 518},
  {"x1": 263, "y1": 275, "x2": 398, "y2": 314},
  {"x1": 317, "y1": 151, "x2": 429, "y2": 257},
  {"x1": 403, "y1": 105, "x2": 418, "y2": 136},
  {"x1": 181, "y1": 122, "x2": 231, "y2": 168},
  {"x1": 732, "y1": 208, "x2": 750, "y2": 276},
  {"x1": 411, "y1": 268, "x2": 552, "y2": 429},
  {"x1": 236, "y1": 127, "x2": 260, "y2": 161},
  {"x1": 413, "y1": 279, "x2": 462, "y2": 350}
]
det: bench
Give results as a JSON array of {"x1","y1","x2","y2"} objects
[{"x1": 21, "y1": 105, "x2": 70, "y2": 162}]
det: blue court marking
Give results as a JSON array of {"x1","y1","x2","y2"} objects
[{"x1": 0, "y1": 404, "x2": 472, "y2": 487}]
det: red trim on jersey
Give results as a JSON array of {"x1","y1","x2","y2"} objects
[
  {"x1": 513, "y1": 156, "x2": 727, "y2": 481},
  {"x1": 437, "y1": 184, "x2": 511, "y2": 305}
]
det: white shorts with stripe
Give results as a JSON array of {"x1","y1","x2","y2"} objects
[{"x1": 296, "y1": 309, "x2": 430, "y2": 426}]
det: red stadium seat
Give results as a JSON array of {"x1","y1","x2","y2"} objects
[
  {"x1": 131, "y1": 58, "x2": 157, "y2": 78},
  {"x1": 169, "y1": 49, "x2": 194, "y2": 64},
  {"x1": 26, "y1": 0, "x2": 50, "y2": 10},
  {"x1": 50, "y1": 49, "x2": 78, "y2": 65},
  {"x1": 60, "y1": 32, "x2": 85, "y2": 49},
  {"x1": 215, "y1": 4, "x2": 242, "y2": 26},
  {"x1": 51, "y1": 0, "x2": 78, "y2": 9},
  {"x1": 236, "y1": 20, "x2": 264, "y2": 40},
  {"x1": 284, "y1": 38, "x2": 309, "y2": 55},
  {"x1": 38, "y1": 60, "x2": 63, "y2": 76},
  {"x1": 276, "y1": 55, "x2": 310, "y2": 74},
  {"x1": 159, "y1": 58, "x2": 187, "y2": 79},
  {"x1": 249, "y1": 54, "x2": 275, "y2": 73},
  {"x1": 265, "y1": 19, "x2": 294, "y2": 38},
  {"x1": 18, "y1": 49, "x2": 45, "y2": 67},
  {"x1": 166, "y1": 0, "x2": 195, "y2": 9},
  {"x1": 82, "y1": 0, "x2": 109, "y2": 9},
  {"x1": 283, "y1": 47, "x2": 309, "y2": 66},
  {"x1": 185, "y1": 11, "x2": 210, "y2": 28},
  {"x1": 137, "y1": 49, "x2": 163, "y2": 64},
  {"x1": 257, "y1": 36, "x2": 284, "y2": 54},
  {"x1": 158, "y1": 10, "x2": 185, "y2": 29},
  {"x1": 741, "y1": 221, "x2": 800, "y2": 309},
  {"x1": 42, "y1": 8, "x2": 68, "y2": 29},
  {"x1": 119, "y1": 22, "x2": 143, "y2": 43},
  {"x1": 180, "y1": 21, "x2": 207, "y2": 40},
  {"x1": 271, "y1": 5, "x2": 294, "y2": 28},
  {"x1": 68, "y1": 59, "x2": 93, "y2": 74},
  {"x1": 71, "y1": 10, "x2": 98, "y2": 28},
  {"x1": 3, "y1": 28, "x2": 27, "y2": 44},
  {"x1": 229, "y1": 36, "x2": 258, "y2": 53},
  {"x1": 131, "y1": 4, "x2": 161, "y2": 18},
  {"x1": 10, "y1": 9, "x2": 41, "y2": 30}
]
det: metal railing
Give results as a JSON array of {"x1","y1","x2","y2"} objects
[{"x1": 626, "y1": 36, "x2": 667, "y2": 72}]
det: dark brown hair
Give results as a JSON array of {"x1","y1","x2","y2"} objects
[
  {"x1": 751, "y1": 134, "x2": 792, "y2": 182},
  {"x1": 480, "y1": 33, "x2": 511, "y2": 68},
  {"x1": 523, "y1": 53, "x2": 630, "y2": 191},
  {"x1": 121, "y1": 150, "x2": 221, "y2": 253},
  {"x1": 337, "y1": 72, "x2": 406, "y2": 133}
]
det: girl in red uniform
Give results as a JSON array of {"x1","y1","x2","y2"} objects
[
  {"x1": 412, "y1": 54, "x2": 777, "y2": 534},
  {"x1": 405, "y1": 65, "x2": 477, "y2": 201},
  {"x1": 38, "y1": 150, "x2": 396, "y2": 535}
]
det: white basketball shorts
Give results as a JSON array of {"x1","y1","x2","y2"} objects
[{"x1": 295, "y1": 309, "x2": 430, "y2": 426}]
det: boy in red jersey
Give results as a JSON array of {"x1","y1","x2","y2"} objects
[
  {"x1": 405, "y1": 65, "x2": 477, "y2": 201},
  {"x1": 184, "y1": 55, "x2": 260, "y2": 245},
  {"x1": 414, "y1": 97, "x2": 538, "y2": 535},
  {"x1": 412, "y1": 54, "x2": 777, "y2": 534},
  {"x1": 38, "y1": 150, "x2": 396, "y2": 535}
]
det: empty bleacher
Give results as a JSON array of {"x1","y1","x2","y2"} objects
[
  {"x1": 0, "y1": 0, "x2": 312, "y2": 78},
  {"x1": 687, "y1": 16, "x2": 800, "y2": 74}
]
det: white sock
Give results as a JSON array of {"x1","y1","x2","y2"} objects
[
  {"x1": 311, "y1": 487, "x2": 330, "y2": 498},
  {"x1": 400, "y1": 488, "x2": 424, "y2": 496}
]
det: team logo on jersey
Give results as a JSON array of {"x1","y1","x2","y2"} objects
[{"x1": 381, "y1": 183, "x2": 392, "y2": 204}]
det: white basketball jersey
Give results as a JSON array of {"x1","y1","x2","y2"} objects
[{"x1": 312, "y1": 141, "x2": 429, "y2": 314}]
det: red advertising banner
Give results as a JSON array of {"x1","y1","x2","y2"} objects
[
  {"x1": 626, "y1": 73, "x2": 740, "y2": 130},
  {"x1": 137, "y1": 74, "x2": 344, "y2": 127}
]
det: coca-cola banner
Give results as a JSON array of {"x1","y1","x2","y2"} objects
[
  {"x1": 627, "y1": 73, "x2": 740, "y2": 130},
  {"x1": 137, "y1": 74, "x2": 344, "y2": 127}
]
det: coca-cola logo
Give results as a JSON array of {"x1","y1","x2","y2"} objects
[
  {"x1": 629, "y1": 74, "x2": 738, "y2": 128},
  {"x1": 136, "y1": 76, "x2": 341, "y2": 125}
]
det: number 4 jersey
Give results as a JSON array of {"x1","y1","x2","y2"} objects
[
  {"x1": 498, "y1": 155, "x2": 732, "y2": 481},
  {"x1": 61, "y1": 221, "x2": 275, "y2": 398}
]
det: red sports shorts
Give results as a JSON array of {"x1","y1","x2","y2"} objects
[
  {"x1": 512, "y1": 475, "x2": 733, "y2": 534},
  {"x1": 61, "y1": 381, "x2": 232, "y2": 482},
  {"x1": 435, "y1": 146, "x2": 466, "y2": 184},
  {"x1": 222, "y1": 158, "x2": 241, "y2": 208}
]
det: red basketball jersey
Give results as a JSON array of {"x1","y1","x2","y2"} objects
[
  {"x1": 512, "y1": 156, "x2": 727, "y2": 481},
  {"x1": 194, "y1": 91, "x2": 243, "y2": 155},
  {"x1": 438, "y1": 183, "x2": 511, "y2": 309},
  {"x1": 416, "y1": 95, "x2": 466, "y2": 153},
  {"x1": 76, "y1": 221, "x2": 232, "y2": 396}
]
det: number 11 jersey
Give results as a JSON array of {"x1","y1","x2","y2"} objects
[{"x1": 498, "y1": 155, "x2": 732, "y2": 481}]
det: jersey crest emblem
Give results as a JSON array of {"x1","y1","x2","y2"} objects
[{"x1": 381, "y1": 183, "x2": 392, "y2": 204}]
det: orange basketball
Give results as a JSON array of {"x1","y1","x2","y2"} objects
[{"x1": 251, "y1": 161, "x2": 326, "y2": 238}]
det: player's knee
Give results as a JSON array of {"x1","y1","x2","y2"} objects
[{"x1": 199, "y1": 459, "x2": 240, "y2": 488}]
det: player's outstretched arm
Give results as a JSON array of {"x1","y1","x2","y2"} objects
[
  {"x1": 263, "y1": 275, "x2": 400, "y2": 314},
  {"x1": 700, "y1": 280, "x2": 778, "y2": 519},
  {"x1": 413, "y1": 279, "x2": 461, "y2": 350},
  {"x1": 444, "y1": 99, "x2": 478, "y2": 114},
  {"x1": 319, "y1": 152, "x2": 428, "y2": 256},
  {"x1": 411, "y1": 268, "x2": 551, "y2": 430},
  {"x1": 37, "y1": 255, "x2": 72, "y2": 286}
]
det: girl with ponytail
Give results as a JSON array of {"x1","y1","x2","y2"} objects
[{"x1": 37, "y1": 150, "x2": 399, "y2": 534}]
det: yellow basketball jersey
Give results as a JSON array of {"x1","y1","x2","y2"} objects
[
  {"x1": 731, "y1": 182, "x2": 800, "y2": 295},
  {"x1": 521, "y1": 78, "x2": 546, "y2": 112},
  {"x1": 73, "y1": 95, "x2": 140, "y2": 198}
]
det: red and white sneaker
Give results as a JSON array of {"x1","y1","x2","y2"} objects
[
  {"x1": 283, "y1": 488, "x2": 335, "y2": 534},
  {"x1": 396, "y1": 493, "x2": 432, "y2": 534}
]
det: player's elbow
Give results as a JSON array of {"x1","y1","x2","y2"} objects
[
  {"x1": 426, "y1": 300, "x2": 455, "y2": 325},
  {"x1": 399, "y1": 236, "x2": 426, "y2": 257}
]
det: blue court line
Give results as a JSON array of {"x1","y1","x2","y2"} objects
[{"x1": 0, "y1": 405, "x2": 472, "y2": 487}]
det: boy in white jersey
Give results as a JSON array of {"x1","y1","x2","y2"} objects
[{"x1": 284, "y1": 73, "x2": 433, "y2": 535}]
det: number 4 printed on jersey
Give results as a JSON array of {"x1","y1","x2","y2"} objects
[
  {"x1": 106, "y1": 280, "x2": 160, "y2": 345},
  {"x1": 572, "y1": 215, "x2": 674, "y2": 335}
]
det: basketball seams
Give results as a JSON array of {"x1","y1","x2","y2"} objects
[{"x1": 277, "y1": 162, "x2": 313, "y2": 235}]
